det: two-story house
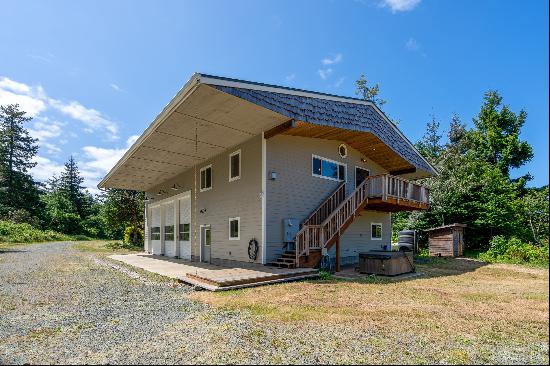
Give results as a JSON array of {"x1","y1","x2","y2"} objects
[{"x1": 99, "y1": 73, "x2": 436, "y2": 271}]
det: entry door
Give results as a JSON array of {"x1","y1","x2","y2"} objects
[
  {"x1": 201, "y1": 225, "x2": 211, "y2": 263},
  {"x1": 355, "y1": 167, "x2": 370, "y2": 188}
]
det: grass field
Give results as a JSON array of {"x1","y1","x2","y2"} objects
[{"x1": 192, "y1": 257, "x2": 549, "y2": 364}]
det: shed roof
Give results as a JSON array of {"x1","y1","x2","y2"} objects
[{"x1": 426, "y1": 223, "x2": 467, "y2": 232}]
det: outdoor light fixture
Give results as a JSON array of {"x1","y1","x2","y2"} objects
[
  {"x1": 270, "y1": 171, "x2": 277, "y2": 180},
  {"x1": 171, "y1": 183, "x2": 181, "y2": 190},
  {"x1": 200, "y1": 208, "x2": 207, "y2": 214},
  {"x1": 157, "y1": 189, "x2": 167, "y2": 196},
  {"x1": 360, "y1": 157, "x2": 367, "y2": 163}
]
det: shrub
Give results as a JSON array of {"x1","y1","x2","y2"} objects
[
  {"x1": 105, "y1": 241, "x2": 142, "y2": 250},
  {"x1": 123, "y1": 226, "x2": 144, "y2": 245},
  {"x1": 480, "y1": 235, "x2": 549, "y2": 266},
  {"x1": 0, "y1": 220, "x2": 71, "y2": 243}
]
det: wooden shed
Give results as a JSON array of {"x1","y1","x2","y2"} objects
[{"x1": 427, "y1": 224, "x2": 466, "y2": 257}]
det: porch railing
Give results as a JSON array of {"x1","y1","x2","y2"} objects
[{"x1": 295, "y1": 174, "x2": 429, "y2": 267}]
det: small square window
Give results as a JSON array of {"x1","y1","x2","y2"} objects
[
  {"x1": 229, "y1": 150, "x2": 241, "y2": 181},
  {"x1": 229, "y1": 217, "x2": 240, "y2": 240},
  {"x1": 200, "y1": 165, "x2": 212, "y2": 191},
  {"x1": 179, "y1": 223, "x2": 190, "y2": 241},
  {"x1": 371, "y1": 223, "x2": 382, "y2": 240}
]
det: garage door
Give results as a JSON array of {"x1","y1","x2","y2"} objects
[
  {"x1": 163, "y1": 201, "x2": 177, "y2": 257},
  {"x1": 178, "y1": 196, "x2": 192, "y2": 260},
  {"x1": 150, "y1": 206, "x2": 162, "y2": 255}
]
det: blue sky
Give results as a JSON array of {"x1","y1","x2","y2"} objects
[{"x1": 0, "y1": 0, "x2": 548, "y2": 192}]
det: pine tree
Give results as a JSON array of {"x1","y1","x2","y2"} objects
[
  {"x1": 415, "y1": 114, "x2": 442, "y2": 163},
  {"x1": 471, "y1": 90, "x2": 533, "y2": 177},
  {"x1": 58, "y1": 156, "x2": 88, "y2": 219},
  {"x1": 0, "y1": 104, "x2": 41, "y2": 218},
  {"x1": 355, "y1": 74, "x2": 387, "y2": 108},
  {"x1": 102, "y1": 189, "x2": 144, "y2": 243}
]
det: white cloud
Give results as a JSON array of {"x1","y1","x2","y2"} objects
[
  {"x1": 318, "y1": 68, "x2": 333, "y2": 80},
  {"x1": 380, "y1": 0, "x2": 421, "y2": 13},
  {"x1": 406, "y1": 37, "x2": 420, "y2": 51},
  {"x1": 334, "y1": 77, "x2": 345, "y2": 88},
  {"x1": 126, "y1": 134, "x2": 139, "y2": 146},
  {"x1": 79, "y1": 136, "x2": 137, "y2": 190},
  {"x1": 0, "y1": 77, "x2": 47, "y2": 117},
  {"x1": 321, "y1": 53, "x2": 343, "y2": 65},
  {"x1": 110, "y1": 83, "x2": 123, "y2": 92},
  {"x1": 30, "y1": 156, "x2": 65, "y2": 182},
  {"x1": 49, "y1": 99, "x2": 119, "y2": 139},
  {"x1": 0, "y1": 76, "x2": 119, "y2": 140},
  {"x1": 28, "y1": 118, "x2": 65, "y2": 141},
  {"x1": 285, "y1": 73, "x2": 296, "y2": 83}
]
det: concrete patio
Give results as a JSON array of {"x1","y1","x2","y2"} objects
[{"x1": 109, "y1": 253, "x2": 319, "y2": 291}]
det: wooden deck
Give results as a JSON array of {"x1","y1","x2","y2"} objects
[{"x1": 109, "y1": 253, "x2": 319, "y2": 291}]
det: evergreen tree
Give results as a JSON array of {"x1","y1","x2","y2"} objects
[
  {"x1": 0, "y1": 104, "x2": 41, "y2": 220},
  {"x1": 59, "y1": 156, "x2": 88, "y2": 219},
  {"x1": 415, "y1": 114, "x2": 443, "y2": 163},
  {"x1": 355, "y1": 74, "x2": 387, "y2": 108},
  {"x1": 471, "y1": 90, "x2": 533, "y2": 177}
]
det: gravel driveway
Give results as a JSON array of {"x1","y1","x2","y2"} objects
[
  {"x1": 0, "y1": 242, "x2": 378, "y2": 365},
  {"x1": 1, "y1": 242, "x2": 547, "y2": 365}
]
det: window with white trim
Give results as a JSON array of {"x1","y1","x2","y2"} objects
[
  {"x1": 229, "y1": 150, "x2": 241, "y2": 182},
  {"x1": 200, "y1": 165, "x2": 212, "y2": 191},
  {"x1": 229, "y1": 217, "x2": 240, "y2": 240},
  {"x1": 371, "y1": 223, "x2": 382, "y2": 240},
  {"x1": 312, "y1": 155, "x2": 346, "y2": 181}
]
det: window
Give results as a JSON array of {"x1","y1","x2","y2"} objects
[
  {"x1": 371, "y1": 223, "x2": 382, "y2": 240},
  {"x1": 179, "y1": 223, "x2": 190, "y2": 241},
  {"x1": 312, "y1": 155, "x2": 346, "y2": 181},
  {"x1": 200, "y1": 165, "x2": 212, "y2": 191},
  {"x1": 229, "y1": 150, "x2": 241, "y2": 181},
  {"x1": 229, "y1": 217, "x2": 240, "y2": 240},
  {"x1": 338, "y1": 144, "x2": 348, "y2": 158},
  {"x1": 151, "y1": 227, "x2": 161, "y2": 240},
  {"x1": 164, "y1": 225, "x2": 174, "y2": 241}
]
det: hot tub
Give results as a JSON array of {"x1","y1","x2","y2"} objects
[{"x1": 358, "y1": 251, "x2": 414, "y2": 276}]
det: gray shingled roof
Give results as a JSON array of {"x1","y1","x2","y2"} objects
[{"x1": 212, "y1": 85, "x2": 436, "y2": 175}]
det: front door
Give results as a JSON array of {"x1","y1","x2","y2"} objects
[
  {"x1": 200, "y1": 225, "x2": 211, "y2": 263},
  {"x1": 355, "y1": 167, "x2": 370, "y2": 188}
]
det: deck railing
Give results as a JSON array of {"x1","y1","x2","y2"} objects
[{"x1": 295, "y1": 174, "x2": 429, "y2": 267}]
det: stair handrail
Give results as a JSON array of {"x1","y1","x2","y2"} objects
[
  {"x1": 294, "y1": 174, "x2": 429, "y2": 267},
  {"x1": 302, "y1": 182, "x2": 346, "y2": 226}
]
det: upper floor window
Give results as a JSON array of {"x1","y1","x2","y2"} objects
[
  {"x1": 200, "y1": 165, "x2": 212, "y2": 192},
  {"x1": 229, "y1": 150, "x2": 241, "y2": 182},
  {"x1": 312, "y1": 155, "x2": 346, "y2": 181}
]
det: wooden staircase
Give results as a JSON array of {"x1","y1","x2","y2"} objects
[{"x1": 267, "y1": 174, "x2": 430, "y2": 270}]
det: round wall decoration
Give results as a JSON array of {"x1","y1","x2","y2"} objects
[{"x1": 338, "y1": 143, "x2": 348, "y2": 158}]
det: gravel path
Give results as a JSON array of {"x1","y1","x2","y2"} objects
[{"x1": 1, "y1": 242, "x2": 547, "y2": 365}]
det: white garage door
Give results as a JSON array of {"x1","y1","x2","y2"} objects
[
  {"x1": 150, "y1": 206, "x2": 162, "y2": 255},
  {"x1": 178, "y1": 196, "x2": 192, "y2": 260},
  {"x1": 163, "y1": 201, "x2": 177, "y2": 257}
]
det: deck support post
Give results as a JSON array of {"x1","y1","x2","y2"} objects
[{"x1": 335, "y1": 236, "x2": 340, "y2": 272}]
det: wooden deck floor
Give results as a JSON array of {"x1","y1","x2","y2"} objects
[{"x1": 109, "y1": 253, "x2": 319, "y2": 291}]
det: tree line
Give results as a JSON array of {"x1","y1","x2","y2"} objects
[{"x1": 0, "y1": 104, "x2": 144, "y2": 244}]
